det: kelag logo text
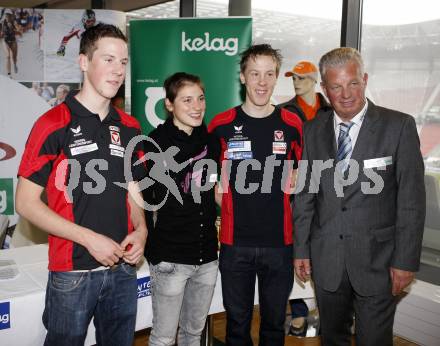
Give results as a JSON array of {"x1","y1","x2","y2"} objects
[{"x1": 181, "y1": 32, "x2": 238, "y2": 56}]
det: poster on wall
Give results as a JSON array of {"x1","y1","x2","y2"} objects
[
  {"x1": 0, "y1": 8, "x2": 44, "y2": 81},
  {"x1": 130, "y1": 17, "x2": 252, "y2": 135},
  {"x1": 0, "y1": 76, "x2": 49, "y2": 225},
  {"x1": 44, "y1": 9, "x2": 125, "y2": 82},
  {"x1": 21, "y1": 82, "x2": 81, "y2": 107},
  {"x1": 0, "y1": 8, "x2": 126, "y2": 227}
]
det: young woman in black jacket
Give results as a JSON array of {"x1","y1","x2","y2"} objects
[{"x1": 144, "y1": 72, "x2": 219, "y2": 346}]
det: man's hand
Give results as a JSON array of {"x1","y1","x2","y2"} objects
[
  {"x1": 294, "y1": 259, "x2": 312, "y2": 282},
  {"x1": 390, "y1": 267, "x2": 415, "y2": 296},
  {"x1": 124, "y1": 181, "x2": 148, "y2": 264},
  {"x1": 84, "y1": 232, "x2": 124, "y2": 267},
  {"x1": 121, "y1": 229, "x2": 147, "y2": 265}
]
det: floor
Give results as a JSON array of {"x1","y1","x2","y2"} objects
[{"x1": 132, "y1": 307, "x2": 419, "y2": 345}]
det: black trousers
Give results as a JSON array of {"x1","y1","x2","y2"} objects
[
  {"x1": 219, "y1": 245, "x2": 294, "y2": 346},
  {"x1": 315, "y1": 268, "x2": 397, "y2": 346}
]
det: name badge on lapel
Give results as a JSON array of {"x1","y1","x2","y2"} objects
[{"x1": 364, "y1": 156, "x2": 392, "y2": 169}]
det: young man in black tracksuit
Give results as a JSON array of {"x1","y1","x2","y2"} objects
[{"x1": 209, "y1": 44, "x2": 303, "y2": 346}]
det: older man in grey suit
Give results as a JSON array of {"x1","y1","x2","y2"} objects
[{"x1": 293, "y1": 47, "x2": 425, "y2": 346}]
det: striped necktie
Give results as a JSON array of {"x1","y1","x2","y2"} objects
[{"x1": 336, "y1": 122, "x2": 355, "y2": 172}]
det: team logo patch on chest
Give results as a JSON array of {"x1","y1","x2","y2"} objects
[
  {"x1": 110, "y1": 130, "x2": 121, "y2": 145},
  {"x1": 274, "y1": 130, "x2": 284, "y2": 141},
  {"x1": 108, "y1": 126, "x2": 125, "y2": 157}
]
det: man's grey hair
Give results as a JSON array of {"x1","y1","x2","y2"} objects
[{"x1": 319, "y1": 47, "x2": 364, "y2": 83}]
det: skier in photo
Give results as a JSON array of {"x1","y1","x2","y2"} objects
[
  {"x1": 37, "y1": 10, "x2": 44, "y2": 49},
  {"x1": 56, "y1": 9, "x2": 96, "y2": 56},
  {"x1": 1, "y1": 9, "x2": 21, "y2": 78}
]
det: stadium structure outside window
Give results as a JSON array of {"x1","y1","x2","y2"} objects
[
  {"x1": 127, "y1": 0, "x2": 342, "y2": 110},
  {"x1": 362, "y1": 0, "x2": 440, "y2": 285},
  {"x1": 248, "y1": 0, "x2": 342, "y2": 102},
  {"x1": 197, "y1": 0, "x2": 342, "y2": 104},
  {"x1": 196, "y1": 0, "x2": 342, "y2": 102}
]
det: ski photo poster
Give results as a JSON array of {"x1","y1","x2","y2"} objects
[{"x1": 0, "y1": 8, "x2": 125, "y2": 227}]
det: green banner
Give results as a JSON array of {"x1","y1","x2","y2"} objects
[
  {"x1": 130, "y1": 18, "x2": 252, "y2": 134},
  {"x1": 0, "y1": 178, "x2": 14, "y2": 215}
]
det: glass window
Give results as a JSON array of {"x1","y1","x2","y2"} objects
[
  {"x1": 128, "y1": 0, "x2": 179, "y2": 18},
  {"x1": 131, "y1": 0, "x2": 342, "y2": 104},
  {"x1": 197, "y1": 0, "x2": 229, "y2": 17},
  {"x1": 198, "y1": 0, "x2": 343, "y2": 101},
  {"x1": 250, "y1": 0, "x2": 342, "y2": 102},
  {"x1": 362, "y1": 0, "x2": 440, "y2": 285}
]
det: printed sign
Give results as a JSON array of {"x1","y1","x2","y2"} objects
[
  {"x1": 130, "y1": 18, "x2": 252, "y2": 134},
  {"x1": 137, "y1": 276, "x2": 151, "y2": 299},
  {"x1": 0, "y1": 178, "x2": 14, "y2": 215},
  {"x1": 0, "y1": 302, "x2": 10, "y2": 330}
]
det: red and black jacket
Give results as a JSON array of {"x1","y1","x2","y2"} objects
[
  {"x1": 18, "y1": 92, "x2": 145, "y2": 271},
  {"x1": 208, "y1": 106, "x2": 302, "y2": 247}
]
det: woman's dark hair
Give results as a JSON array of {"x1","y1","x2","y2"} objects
[{"x1": 163, "y1": 72, "x2": 205, "y2": 117}]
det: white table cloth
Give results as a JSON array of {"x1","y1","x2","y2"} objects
[{"x1": 0, "y1": 244, "x2": 314, "y2": 346}]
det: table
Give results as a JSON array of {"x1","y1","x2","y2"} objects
[
  {"x1": 0, "y1": 244, "x2": 153, "y2": 346},
  {"x1": 0, "y1": 244, "x2": 314, "y2": 346}
]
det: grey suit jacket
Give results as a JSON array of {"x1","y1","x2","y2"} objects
[{"x1": 293, "y1": 100, "x2": 426, "y2": 296}]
